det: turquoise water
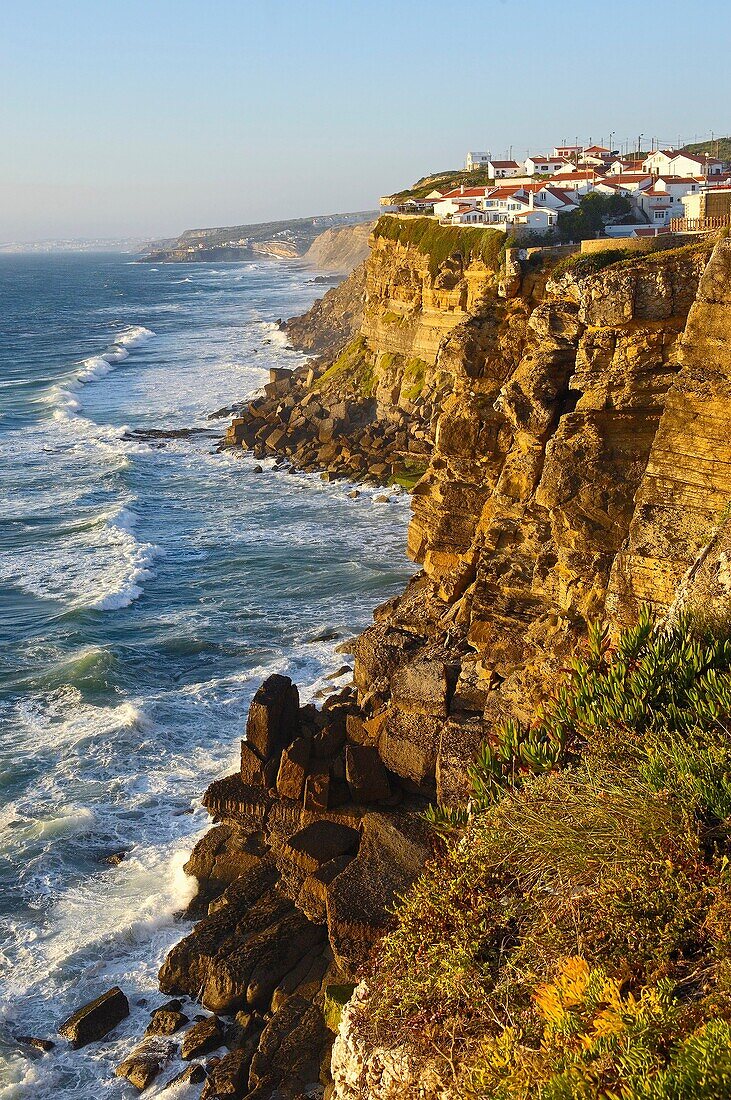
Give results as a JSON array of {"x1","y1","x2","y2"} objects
[{"x1": 0, "y1": 254, "x2": 414, "y2": 1097}]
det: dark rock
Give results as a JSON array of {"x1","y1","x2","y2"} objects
[
  {"x1": 248, "y1": 995, "x2": 328, "y2": 1092},
  {"x1": 163, "y1": 1064, "x2": 207, "y2": 1089},
  {"x1": 284, "y1": 821, "x2": 359, "y2": 875},
  {"x1": 116, "y1": 1036, "x2": 177, "y2": 1090},
  {"x1": 59, "y1": 986, "x2": 129, "y2": 1049},
  {"x1": 181, "y1": 1015, "x2": 223, "y2": 1060},
  {"x1": 16, "y1": 1035, "x2": 55, "y2": 1052},
  {"x1": 240, "y1": 741, "x2": 265, "y2": 786},
  {"x1": 327, "y1": 813, "x2": 430, "y2": 976},
  {"x1": 200, "y1": 1046, "x2": 254, "y2": 1099},
  {"x1": 345, "y1": 743, "x2": 391, "y2": 803},
  {"x1": 146, "y1": 1007, "x2": 188, "y2": 1036},
  {"x1": 246, "y1": 675, "x2": 300, "y2": 762}
]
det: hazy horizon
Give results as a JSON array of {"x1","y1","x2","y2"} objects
[{"x1": 2, "y1": 0, "x2": 730, "y2": 243}]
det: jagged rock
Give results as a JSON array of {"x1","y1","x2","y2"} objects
[
  {"x1": 303, "y1": 766, "x2": 330, "y2": 811},
  {"x1": 246, "y1": 675, "x2": 300, "y2": 761},
  {"x1": 116, "y1": 1036, "x2": 177, "y2": 1090},
  {"x1": 181, "y1": 1015, "x2": 223, "y2": 1060},
  {"x1": 345, "y1": 743, "x2": 390, "y2": 802},
  {"x1": 58, "y1": 986, "x2": 129, "y2": 1048},
  {"x1": 163, "y1": 1064, "x2": 207, "y2": 1089},
  {"x1": 248, "y1": 995, "x2": 329, "y2": 1092},
  {"x1": 326, "y1": 813, "x2": 430, "y2": 975},
  {"x1": 276, "y1": 736, "x2": 311, "y2": 800},
  {"x1": 146, "y1": 1007, "x2": 188, "y2": 1035},
  {"x1": 16, "y1": 1035, "x2": 54, "y2": 1052},
  {"x1": 200, "y1": 1046, "x2": 253, "y2": 1099},
  {"x1": 240, "y1": 741, "x2": 265, "y2": 786}
]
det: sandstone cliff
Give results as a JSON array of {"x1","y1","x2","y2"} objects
[
  {"x1": 303, "y1": 223, "x2": 374, "y2": 272},
  {"x1": 129, "y1": 224, "x2": 731, "y2": 1100}
]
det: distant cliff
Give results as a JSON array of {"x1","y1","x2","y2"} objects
[{"x1": 137, "y1": 211, "x2": 377, "y2": 264}]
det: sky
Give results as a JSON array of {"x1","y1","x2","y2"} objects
[{"x1": 1, "y1": 0, "x2": 730, "y2": 242}]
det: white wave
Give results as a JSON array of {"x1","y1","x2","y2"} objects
[
  {"x1": 0, "y1": 502, "x2": 159, "y2": 612},
  {"x1": 52, "y1": 325, "x2": 155, "y2": 423}
]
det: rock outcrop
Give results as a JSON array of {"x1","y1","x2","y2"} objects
[{"x1": 118, "y1": 223, "x2": 731, "y2": 1099}]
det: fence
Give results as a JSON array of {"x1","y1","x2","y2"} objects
[{"x1": 669, "y1": 216, "x2": 731, "y2": 233}]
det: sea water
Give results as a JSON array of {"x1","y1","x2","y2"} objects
[{"x1": 0, "y1": 253, "x2": 415, "y2": 1097}]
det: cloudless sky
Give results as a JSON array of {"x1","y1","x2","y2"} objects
[{"x1": 1, "y1": 0, "x2": 729, "y2": 242}]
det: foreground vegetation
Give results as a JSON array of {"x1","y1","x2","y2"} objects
[{"x1": 361, "y1": 611, "x2": 731, "y2": 1097}]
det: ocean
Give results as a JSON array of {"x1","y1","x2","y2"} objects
[{"x1": 0, "y1": 253, "x2": 415, "y2": 1097}]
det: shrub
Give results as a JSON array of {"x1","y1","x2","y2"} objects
[{"x1": 363, "y1": 612, "x2": 731, "y2": 1096}]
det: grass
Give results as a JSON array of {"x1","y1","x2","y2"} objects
[
  {"x1": 387, "y1": 168, "x2": 495, "y2": 202},
  {"x1": 314, "y1": 336, "x2": 375, "y2": 397},
  {"x1": 360, "y1": 611, "x2": 731, "y2": 1097},
  {"x1": 391, "y1": 460, "x2": 429, "y2": 491},
  {"x1": 373, "y1": 216, "x2": 505, "y2": 276}
]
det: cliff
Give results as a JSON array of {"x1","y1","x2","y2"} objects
[
  {"x1": 137, "y1": 211, "x2": 377, "y2": 264},
  {"x1": 109, "y1": 223, "x2": 731, "y2": 1099},
  {"x1": 303, "y1": 223, "x2": 373, "y2": 272}
]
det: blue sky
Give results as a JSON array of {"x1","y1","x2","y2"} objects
[{"x1": 1, "y1": 0, "x2": 729, "y2": 241}]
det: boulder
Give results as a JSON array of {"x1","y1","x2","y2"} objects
[
  {"x1": 146, "y1": 1007, "x2": 188, "y2": 1036},
  {"x1": 16, "y1": 1036, "x2": 54, "y2": 1052},
  {"x1": 390, "y1": 659, "x2": 451, "y2": 716},
  {"x1": 200, "y1": 1046, "x2": 252, "y2": 1099},
  {"x1": 283, "y1": 821, "x2": 360, "y2": 875},
  {"x1": 378, "y1": 708, "x2": 442, "y2": 786},
  {"x1": 345, "y1": 743, "x2": 390, "y2": 803},
  {"x1": 276, "y1": 737, "x2": 311, "y2": 800},
  {"x1": 239, "y1": 741, "x2": 265, "y2": 786},
  {"x1": 116, "y1": 1037, "x2": 177, "y2": 1091},
  {"x1": 181, "y1": 1015, "x2": 223, "y2": 1060},
  {"x1": 245, "y1": 675, "x2": 300, "y2": 762},
  {"x1": 326, "y1": 813, "x2": 430, "y2": 976},
  {"x1": 248, "y1": 995, "x2": 328, "y2": 1092},
  {"x1": 436, "y1": 716, "x2": 487, "y2": 807},
  {"x1": 303, "y1": 766, "x2": 330, "y2": 812},
  {"x1": 59, "y1": 986, "x2": 129, "y2": 1049},
  {"x1": 162, "y1": 1064, "x2": 207, "y2": 1089}
]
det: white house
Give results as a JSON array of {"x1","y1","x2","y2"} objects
[
  {"x1": 512, "y1": 207, "x2": 559, "y2": 231},
  {"x1": 433, "y1": 186, "x2": 490, "y2": 218},
  {"x1": 487, "y1": 159, "x2": 523, "y2": 180},
  {"x1": 552, "y1": 144, "x2": 584, "y2": 161},
  {"x1": 643, "y1": 149, "x2": 724, "y2": 177},
  {"x1": 465, "y1": 151, "x2": 491, "y2": 172},
  {"x1": 524, "y1": 154, "x2": 565, "y2": 176},
  {"x1": 668, "y1": 152, "x2": 724, "y2": 177},
  {"x1": 637, "y1": 186, "x2": 674, "y2": 226}
]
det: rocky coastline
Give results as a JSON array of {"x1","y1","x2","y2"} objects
[{"x1": 44, "y1": 220, "x2": 731, "y2": 1098}]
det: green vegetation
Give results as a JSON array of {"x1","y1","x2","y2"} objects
[
  {"x1": 314, "y1": 336, "x2": 375, "y2": 397},
  {"x1": 683, "y1": 137, "x2": 731, "y2": 162},
  {"x1": 366, "y1": 611, "x2": 731, "y2": 1097},
  {"x1": 401, "y1": 356, "x2": 428, "y2": 401},
  {"x1": 388, "y1": 168, "x2": 495, "y2": 202},
  {"x1": 557, "y1": 192, "x2": 633, "y2": 243},
  {"x1": 391, "y1": 459, "x2": 429, "y2": 491},
  {"x1": 551, "y1": 248, "x2": 636, "y2": 281},
  {"x1": 374, "y1": 216, "x2": 505, "y2": 276}
]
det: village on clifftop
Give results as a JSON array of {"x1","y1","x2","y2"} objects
[{"x1": 381, "y1": 140, "x2": 731, "y2": 239}]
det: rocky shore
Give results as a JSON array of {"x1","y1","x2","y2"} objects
[{"x1": 46, "y1": 220, "x2": 731, "y2": 1098}]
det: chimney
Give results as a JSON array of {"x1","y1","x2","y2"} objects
[{"x1": 460, "y1": 185, "x2": 465, "y2": 194}]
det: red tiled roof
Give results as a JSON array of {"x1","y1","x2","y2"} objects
[{"x1": 490, "y1": 160, "x2": 521, "y2": 168}]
